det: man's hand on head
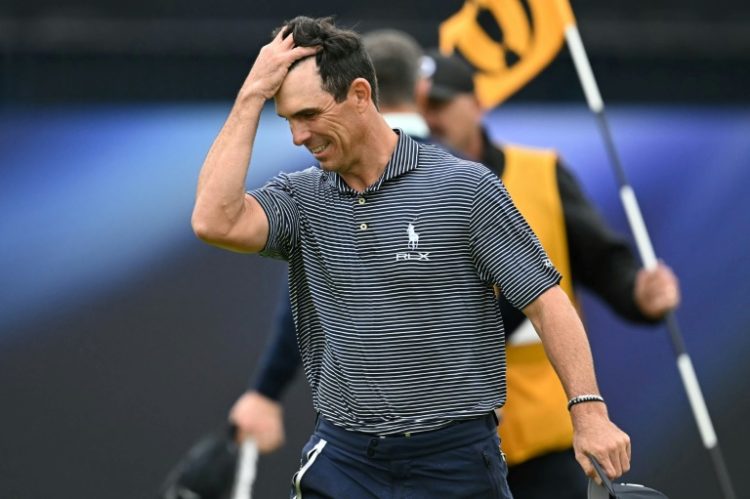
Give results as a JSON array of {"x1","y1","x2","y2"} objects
[{"x1": 241, "y1": 30, "x2": 320, "y2": 101}]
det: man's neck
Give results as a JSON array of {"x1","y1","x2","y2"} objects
[
  {"x1": 463, "y1": 128, "x2": 485, "y2": 162},
  {"x1": 339, "y1": 113, "x2": 399, "y2": 193}
]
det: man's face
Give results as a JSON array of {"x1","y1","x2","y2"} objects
[
  {"x1": 422, "y1": 93, "x2": 482, "y2": 155},
  {"x1": 275, "y1": 57, "x2": 361, "y2": 172}
]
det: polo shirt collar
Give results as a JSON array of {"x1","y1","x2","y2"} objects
[{"x1": 327, "y1": 129, "x2": 420, "y2": 194}]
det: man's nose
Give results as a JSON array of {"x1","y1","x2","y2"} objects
[{"x1": 290, "y1": 121, "x2": 311, "y2": 146}]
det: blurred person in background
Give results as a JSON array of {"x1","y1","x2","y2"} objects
[{"x1": 418, "y1": 50, "x2": 680, "y2": 498}]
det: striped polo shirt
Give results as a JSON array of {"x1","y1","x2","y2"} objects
[{"x1": 250, "y1": 131, "x2": 560, "y2": 434}]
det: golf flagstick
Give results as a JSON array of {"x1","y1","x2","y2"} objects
[{"x1": 552, "y1": 1, "x2": 736, "y2": 498}]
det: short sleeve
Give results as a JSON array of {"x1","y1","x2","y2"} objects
[
  {"x1": 248, "y1": 173, "x2": 300, "y2": 261},
  {"x1": 470, "y1": 172, "x2": 561, "y2": 309}
]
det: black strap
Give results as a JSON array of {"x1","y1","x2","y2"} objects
[{"x1": 589, "y1": 454, "x2": 617, "y2": 497}]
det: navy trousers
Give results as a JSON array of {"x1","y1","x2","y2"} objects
[{"x1": 290, "y1": 413, "x2": 512, "y2": 499}]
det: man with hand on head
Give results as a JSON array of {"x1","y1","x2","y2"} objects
[
  {"x1": 193, "y1": 16, "x2": 631, "y2": 498},
  {"x1": 420, "y1": 50, "x2": 680, "y2": 498},
  {"x1": 229, "y1": 27, "x2": 432, "y2": 457}
]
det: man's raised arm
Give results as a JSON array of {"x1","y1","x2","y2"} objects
[{"x1": 191, "y1": 30, "x2": 318, "y2": 253}]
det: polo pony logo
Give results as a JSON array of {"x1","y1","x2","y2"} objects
[
  {"x1": 438, "y1": 0, "x2": 569, "y2": 108},
  {"x1": 396, "y1": 222, "x2": 430, "y2": 261},
  {"x1": 407, "y1": 223, "x2": 420, "y2": 250}
]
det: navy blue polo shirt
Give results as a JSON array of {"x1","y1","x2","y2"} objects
[{"x1": 250, "y1": 131, "x2": 560, "y2": 434}]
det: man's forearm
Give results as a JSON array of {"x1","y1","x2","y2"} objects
[
  {"x1": 523, "y1": 285, "x2": 633, "y2": 481},
  {"x1": 192, "y1": 91, "x2": 265, "y2": 240},
  {"x1": 523, "y1": 285, "x2": 601, "y2": 400}
]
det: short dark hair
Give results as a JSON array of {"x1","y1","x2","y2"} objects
[
  {"x1": 276, "y1": 16, "x2": 379, "y2": 107},
  {"x1": 363, "y1": 29, "x2": 423, "y2": 108}
]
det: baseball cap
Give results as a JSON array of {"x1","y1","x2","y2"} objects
[
  {"x1": 588, "y1": 456, "x2": 669, "y2": 499},
  {"x1": 420, "y1": 50, "x2": 475, "y2": 101}
]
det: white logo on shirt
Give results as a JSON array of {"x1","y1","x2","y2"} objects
[
  {"x1": 396, "y1": 252, "x2": 431, "y2": 261},
  {"x1": 396, "y1": 222, "x2": 430, "y2": 261},
  {"x1": 407, "y1": 223, "x2": 420, "y2": 250}
]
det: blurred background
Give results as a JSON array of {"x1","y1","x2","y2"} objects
[{"x1": 1, "y1": 1, "x2": 749, "y2": 498}]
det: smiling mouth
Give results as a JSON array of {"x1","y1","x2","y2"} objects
[{"x1": 309, "y1": 143, "x2": 328, "y2": 155}]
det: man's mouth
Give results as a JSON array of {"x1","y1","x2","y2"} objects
[{"x1": 309, "y1": 143, "x2": 328, "y2": 155}]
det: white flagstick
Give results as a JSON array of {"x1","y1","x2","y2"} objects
[
  {"x1": 231, "y1": 439, "x2": 259, "y2": 499},
  {"x1": 553, "y1": 2, "x2": 736, "y2": 498}
]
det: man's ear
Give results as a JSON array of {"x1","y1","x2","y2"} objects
[
  {"x1": 349, "y1": 78, "x2": 372, "y2": 110},
  {"x1": 415, "y1": 78, "x2": 430, "y2": 113}
]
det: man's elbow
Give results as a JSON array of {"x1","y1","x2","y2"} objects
[
  {"x1": 191, "y1": 209, "x2": 230, "y2": 244},
  {"x1": 191, "y1": 210, "x2": 266, "y2": 254},
  {"x1": 191, "y1": 194, "x2": 269, "y2": 252}
]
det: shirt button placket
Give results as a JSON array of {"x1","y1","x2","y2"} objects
[{"x1": 356, "y1": 196, "x2": 368, "y2": 232}]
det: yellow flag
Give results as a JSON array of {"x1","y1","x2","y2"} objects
[{"x1": 439, "y1": 0, "x2": 575, "y2": 109}]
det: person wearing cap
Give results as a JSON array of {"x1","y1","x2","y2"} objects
[
  {"x1": 193, "y1": 14, "x2": 632, "y2": 497},
  {"x1": 419, "y1": 50, "x2": 680, "y2": 498}
]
